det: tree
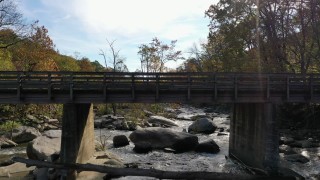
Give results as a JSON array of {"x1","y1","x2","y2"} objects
[
  {"x1": 204, "y1": 0, "x2": 320, "y2": 73},
  {"x1": 53, "y1": 54, "x2": 80, "y2": 71},
  {"x1": 77, "y1": 57, "x2": 95, "y2": 71},
  {"x1": 0, "y1": 48, "x2": 15, "y2": 70},
  {"x1": 138, "y1": 44, "x2": 153, "y2": 73},
  {"x1": 10, "y1": 23, "x2": 56, "y2": 71},
  {"x1": 0, "y1": 0, "x2": 26, "y2": 49},
  {"x1": 99, "y1": 38, "x2": 128, "y2": 116},
  {"x1": 138, "y1": 37, "x2": 183, "y2": 72},
  {"x1": 99, "y1": 38, "x2": 128, "y2": 72},
  {"x1": 91, "y1": 60, "x2": 105, "y2": 72},
  {"x1": 30, "y1": 24, "x2": 54, "y2": 50}
]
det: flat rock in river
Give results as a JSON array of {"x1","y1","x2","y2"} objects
[{"x1": 148, "y1": 116, "x2": 178, "y2": 127}]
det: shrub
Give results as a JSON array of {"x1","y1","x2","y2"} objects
[{"x1": 0, "y1": 121, "x2": 21, "y2": 135}]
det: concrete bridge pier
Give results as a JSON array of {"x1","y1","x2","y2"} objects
[
  {"x1": 229, "y1": 103, "x2": 279, "y2": 174},
  {"x1": 60, "y1": 103, "x2": 95, "y2": 179}
]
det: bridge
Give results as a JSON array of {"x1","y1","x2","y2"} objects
[
  {"x1": 0, "y1": 71, "x2": 319, "y2": 103},
  {"x1": 1, "y1": 71, "x2": 315, "y2": 179}
]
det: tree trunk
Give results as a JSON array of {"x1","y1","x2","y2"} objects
[{"x1": 13, "y1": 157, "x2": 296, "y2": 180}]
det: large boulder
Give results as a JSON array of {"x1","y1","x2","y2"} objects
[
  {"x1": 27, "y1": 130, "x2": 61, "y2": 161},
  {"x1": 195, "y1": 139, "x2": 220, "y2": 154},
  {"x1": 113, "y1": 135, "x2": 129, "y2": 148},
  {"x1": 5, "y1": 126, "x2": 41, "y2": 144},
  {"x1": 129, "y1": 127, "x2": 198, "y2": 153},
  {"x1": 42, "y1": 130, "x2": 61, "y2": 138},
  {"x1": 133, "y1": 143, "x2": 153, "y2": 154},
  {"x1": 148, "y1": 116, "x2": 178, "y2": 127},
  {"x1": 94, "y1": 118, "x2": 104, "y2": 128},
  {"x1": 289, "y1": 140, "x2": 313, "y2": 148},
  {"x1": 284, "y1": 154, "x2": 310, "y2": 164},
  {"x1": 188, "y1": 118, "x2": 217, "y2": 134}
]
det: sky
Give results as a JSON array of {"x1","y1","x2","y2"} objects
[{"x1": 17, "y1": 0, "x2": 217, "y2": 72}]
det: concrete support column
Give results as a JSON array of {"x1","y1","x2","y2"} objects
[
  {"x1": 229, "y1": 103, "x2": 279, "y2": 174},
  {"x1": 60, "y1": 103, "x2": 95, "y2": 179}
]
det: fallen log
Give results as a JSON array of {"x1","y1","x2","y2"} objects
[{"x1": 13, "y1": 157, "x2": 296, "y2": 180}]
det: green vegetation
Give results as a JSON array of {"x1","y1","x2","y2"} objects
[
  {"x1": 95, "y1": 103, "x2": 179, "y2": 123},
  {"x1": 96, "y1": 130, "x2": 111, "y2": 151},
  {"x1": 0, "y1": 121, "x2": 21, "y2": 134}
]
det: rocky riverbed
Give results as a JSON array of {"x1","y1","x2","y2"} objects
[
  {"x1": 1, "y1": 104, "x2": 320, "y2": 179},
  {"x1": 96, "y1": 114, "x2": 246, "y2": 180}
]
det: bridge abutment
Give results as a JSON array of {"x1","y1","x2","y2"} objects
[
  {"x1": 60, "y1": 103, "x2": 95, "y2": 179},
  {"x1": 229, "y1": 103, "x2": 279, "y2": 174}
]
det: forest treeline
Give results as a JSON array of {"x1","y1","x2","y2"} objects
[
  {"x1": 1, "y1": 0, "x2": 320, "y2": 74},
  {"x1": 180, "y1": 0, "x2": 320, "y2": 74}
]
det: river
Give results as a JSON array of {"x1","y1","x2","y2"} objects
[
  {"x1": 1, "y1": 105, "x2": 320, "y2": 179},
  {"x1": 95, "y1": 108, "x2": 248, "y2": 180}
]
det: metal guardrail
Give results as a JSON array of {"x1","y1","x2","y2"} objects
[{"x1": 0, "y1": 71, "x2": 319, "y2": 104}]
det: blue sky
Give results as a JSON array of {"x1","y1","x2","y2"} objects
[{"x1": 17, "y1": 0, "x2": 217, "y2": 71}]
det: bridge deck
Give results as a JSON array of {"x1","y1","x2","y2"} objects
[{"x1": 0, "y1": 71, "x2": 319, "y2": 104}]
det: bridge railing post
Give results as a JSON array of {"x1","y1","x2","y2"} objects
[
  {"x1": 286, "y1": 75, "x2": 290, "y2": 101},
  {"x1": 103, "y1": 73, "x2": 107, "y2": 101},
  {"x1": 131, "y1": 74, "x2": 135, "y2": 100},
  {"x1": 69, "y1": 73, "x2": 74, "y2": 101},
  {"x1": 156, "y1": 74, "x2": 159, "y2": 101},
  {"x1": 214, "y1": 74, "x2": 217, "y2": 100},
  {"x1": 187, "y1": 73, "x2": 191, "y2": 101},
  {"x1": 310, "y1": 74, "x2": 314, "y2": 102},
  {"x1": 234, "y1": 75, "x2": 238, "y2": 101},
  {"x1": 16, "y1": 72, "x2": 22, "y2": 100},
  {"x1": 266, "y1": 75, "x2": 270, "y2": 100},
  {"x1": 47, "y1": 72, "x2": 52, "y2": 100}
]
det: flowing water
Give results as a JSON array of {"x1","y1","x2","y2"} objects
[{"x1": 95, "y1": 108, "x2": 249, "y2": 180}]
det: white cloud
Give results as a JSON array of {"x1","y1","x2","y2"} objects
[
  {"x1": 71, "y1": 0, "x2": 212, "y2": 35},
  {"x1": 38, "y1": 0, "x2": 215, "y2": 37}
]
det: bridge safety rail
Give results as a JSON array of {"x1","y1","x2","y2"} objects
[{"x1": 0, "y1": 71, "x2": 319, "y2": 104}]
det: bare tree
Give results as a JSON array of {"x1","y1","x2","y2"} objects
[
  {"x1": 99, "y1": 38, "x2": 127, "y2": 72},
  {"x1": 0, "y1": 0, "x2": 27, "y2": 49},
  {"x1": 99, "y1": 38, "x2": 128, "y2": 116}
]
